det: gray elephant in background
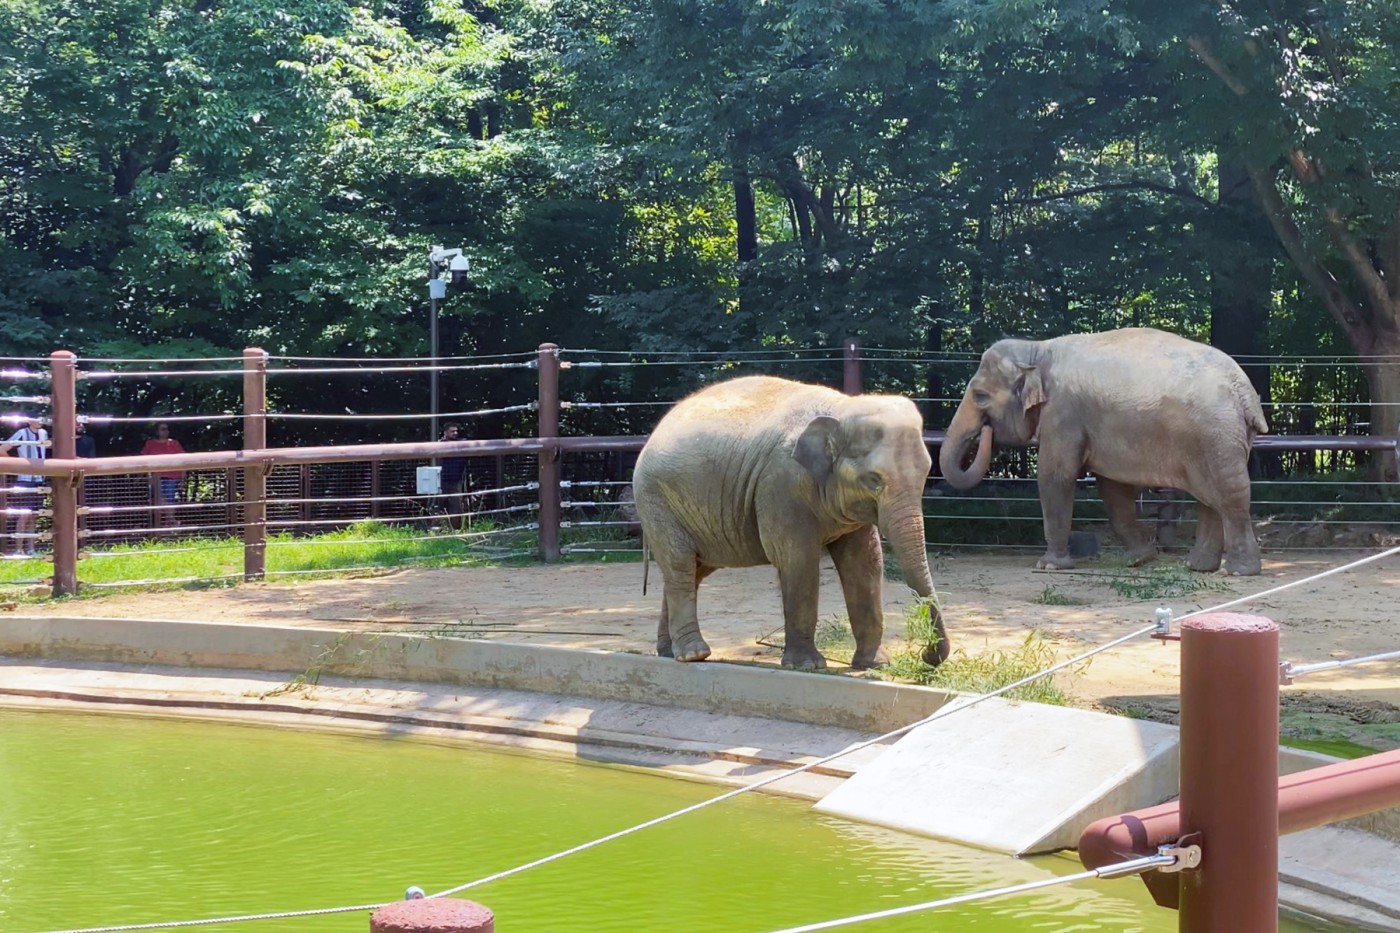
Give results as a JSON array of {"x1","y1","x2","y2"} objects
[
  {"x1": 633, "y1": 375, "x2": 947, "y2": 671},
  {"x1": 939, "y1": 327, "x2": 1267, "y2": 576}
]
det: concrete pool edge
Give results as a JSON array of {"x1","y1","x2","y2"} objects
[{"x1": 3, "y1": 615, "x2": 1399, "y2": 929}]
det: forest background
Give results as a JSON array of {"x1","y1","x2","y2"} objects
[{"x1": 3, "y1": 0, "x2": 1399, "y2": 477}]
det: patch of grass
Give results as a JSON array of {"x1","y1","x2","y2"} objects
[
  {"x1": 1098, "y1": 559, "x2": 1231, "y2": 601},
  {"x1": 813, "y1": 615, "x2": 856, "y2": 664},
  {"x1": 0, "y1": 520, "x2": 540, "y2": 598},
  {"x1": 1033, "y1": 585, "x2": 1085, "y2": 606},
  {"x1": 1280, "y1": 736, "x2": 1379, "y2": 760},
  {"x1": 878, "y1": 598, "x2": 1082, "y2": 705}
]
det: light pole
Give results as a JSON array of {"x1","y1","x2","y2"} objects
[{"x1": 427, "y1": 245, "x2": 470, "y2": 441}]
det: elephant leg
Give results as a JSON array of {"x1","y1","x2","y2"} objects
[
  {"x1": 1187, "y1": 505, "x2": 1225, "y2": 572},
  {"x1": 656, "y1": 563, "x2": 715, "y2": 658},
  {"x1": 1096, "y1": 475, "x2": 1156, "y2": 566},
  {"x1": 828, "y1": 527, "x2": 887, "y2": 670},
  {"x1": 1214, "y1": 472, "x2": 1262, "y2": 576},
  {"x1": 1035, "y1": 468, "x2": 1080, "y2": 570},
  {"x1": 766, "y1": 535, "x2": 825, "y2": 671}
]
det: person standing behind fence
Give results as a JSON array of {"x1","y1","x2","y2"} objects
[
  {"x1": 1, "y1": 417, "x2": 47, "y2": 557},
  {"x1": 440, "y1": 422, "x2": 469, "y2": 530},
  {"x1": 75, "y1": 420, "x2": 97, "y2": 459},
  {"x1": 140, "y1": 422, "x2": 186, "y2": 528}
]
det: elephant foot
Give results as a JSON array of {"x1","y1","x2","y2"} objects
[
  {"x1": 656, "y1": 638, "x2": 673, "y2": 658},
  {"x1": 1223, "y1": 556, "x2": 1262, "y2": 576},
  {"x1": 1126, "y1": 545, "x2": 1158, "y2": 567},
  {"x1": 671, "y1": 635, "x2": 711, "y2": 662},
  {"x1": 782, "y1": 644, "x2": 827, "y2": 671},
  {"x1": 1035, "y1": 552, "x2": 1076, "y2": 571},
  {"x1": 849, "y1": 646, "x2": 890, "y2": 671},
  {"x1": 1186, "y1": 552, "x2": 1223, "y2": 573}
]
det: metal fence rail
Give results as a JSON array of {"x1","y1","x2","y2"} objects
[{"x1": 3, "y1": 342, "x2": 1400, "y2": 594}]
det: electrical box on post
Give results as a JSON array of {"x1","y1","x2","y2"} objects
[{"x1": 416, "y1": 466, "x2": 442, "y2": 495}]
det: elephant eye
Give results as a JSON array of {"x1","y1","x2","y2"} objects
[
  {"x1": 860, "y1": 471, "x2": 884, "y2": 492},
  {"x1": 972, "y1": 390, "x2": 992, "y2": 406}
]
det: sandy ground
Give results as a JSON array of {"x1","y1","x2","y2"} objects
[{"x1": 12, "y1": 548, "x2": 1400, "y2": 739}]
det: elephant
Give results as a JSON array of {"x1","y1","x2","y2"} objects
[
  {"x1": 632, "y1": 375, "x2": 948, "y2": 671},
  {"x1": 938, "y1": 327, "x2": 1268, "y2": 576}
]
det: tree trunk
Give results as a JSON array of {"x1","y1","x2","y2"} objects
[
  {"x1": 1359, "y1": 338, "x2": 1400, "y2": 482},
  {"x1": 1211, "y1": 157, "x2": 1276, "y2": 476},
  {"x1": 733, "y1": 163, "x2": 757, "y2": 263},
  {"x1": 925, "y1": 318, "x2": 945, "y2": 428}
]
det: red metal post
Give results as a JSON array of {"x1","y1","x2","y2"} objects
[
  {"x1": 537, "y1": 342, "x2": 561, "y2": 561},
  {"x1": 49, "y1": 351, "x2": 78, "y2": 596},
  {"x1": 843, "y1": 338, "x2": 862, "y2": 395},
  {"x1": 370, "y1": 898, "x2": 493, "y2": 933},
  {"x1": 243, "y1": 348, "x2": 268, "y2": 580},
  {"x1": 1178, "y1": 613, "x2": 1279, "y2": 932}
]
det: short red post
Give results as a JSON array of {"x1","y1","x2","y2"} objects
[
  {"x1": 842, "y1": 337, "x2": 862, "y2": 395},
  {"x1": 536, "y1": 342, "x2": 561, "y2": 561},
  {"x1": 370, "y1": 898, "x2": 494, "y2": 933},
  {"x1": 1178, "y1": 613, "x2": 1279, "y2": 932}
]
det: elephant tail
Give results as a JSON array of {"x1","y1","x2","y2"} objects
[
  {"x1": 1240, "y1": 385, "x2": 1269, "y2": 438},
  {"x1": 641, "y1": 531, "x2": 650, "y2": 595}
]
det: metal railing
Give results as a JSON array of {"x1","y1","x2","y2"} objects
[{"x1": 4, "y1": 342, "x2": 1400, "y2": 595}]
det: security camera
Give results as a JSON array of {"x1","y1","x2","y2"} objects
[{"x1": 448, "y1": 253, "x2": 471, "y2": 286}]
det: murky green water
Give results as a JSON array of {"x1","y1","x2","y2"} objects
[{"x1": 0, "y1": 710, "x2": 1325, "y2": 932}]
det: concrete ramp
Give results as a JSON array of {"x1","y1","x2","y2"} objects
[{"x1": 814, "y1": 697, "x2": 1180, "y2": 854}]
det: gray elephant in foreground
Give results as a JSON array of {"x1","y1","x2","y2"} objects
[
  {"x1": 633, "y1": 375, "x2": 947, "y2": 671},
  {"x1": 939, "y1": 327, "x2": 1267, "y2": 576}
]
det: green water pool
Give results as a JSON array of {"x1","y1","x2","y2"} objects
[{"x1": 0, "y1": 709, "x2": 1327, "y2": 932}]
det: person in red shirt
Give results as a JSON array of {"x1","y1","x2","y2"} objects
[{"x1": 140, "y1": 423, "x2": 186, "y2": 527}]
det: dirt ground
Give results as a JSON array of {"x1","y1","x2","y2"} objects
[{"x1": 13, "y1": 549, "x2": 1400, "y2": 745}]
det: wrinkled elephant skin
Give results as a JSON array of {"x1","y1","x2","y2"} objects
[
  {"x1": 938, "y1": 327, "x2": 1267, "y2": 576},
  {"x1": 633, "y1": 375, "x2": 945, "y2": 669}
]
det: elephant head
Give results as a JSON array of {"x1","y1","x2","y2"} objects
[
  {"x1": 794, "y1": 397, "x2": 951, "y2": 665},
  {"x1": 939, "y1": 340, "x2": 1044, "y2": 491}
]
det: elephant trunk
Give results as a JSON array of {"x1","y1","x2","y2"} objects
[
  {"x1": 939, "y1": 409, "x2": 994, "y2": 490},
  {"x1": 880, "y1": 492, "x2": 950, "y2": 667}
]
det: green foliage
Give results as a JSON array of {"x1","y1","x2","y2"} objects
[
  {"x1": 884, "y1": 627, "x2": 1077, "y2": 707},
  {"x1": 0, "y1": 521, "x2": 536, "y2": 595},
  {"x1": 1034, "y1": 586, "x2": 1085, "y2": 607},
  {"x1": 1098, "y1": 560, "x2": 1230, "y2": 601}
]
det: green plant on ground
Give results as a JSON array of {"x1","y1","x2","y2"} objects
[
  {"x1": 1033, "y1": 585, "x2": 1084, "y2": 606},
  {"x1": 1098, "y1": 559, "x2": 1231, "y2": 601},
  {"x1": 879, "y1": 598, "x2": 1082, "y2": 704}
]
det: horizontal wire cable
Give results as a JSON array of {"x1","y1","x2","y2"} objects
[
  {"x1": 560, "y1": 347, "x2": 841, "y2": 357},
  {"x1": 1283, "y1": 648, "x2": 1400, "y2": 679},
  {"x1": 763, "y1": 853, "x2": 1178, "y2": 933},
  {"x1": 267, "y1": 404, "x2": 535, "y2": 421},
  {"x1": 270, "y1": 351, "x2": 537, "y2": 363}
]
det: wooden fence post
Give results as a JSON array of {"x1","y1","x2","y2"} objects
[
  {"x1": 243, "y1": 348, "x2": 268, "y2": 580},
  {"x1": 49, "y1": 351, "x2": 78, "y2": 596},
  {"x1": 843, "y1": 338, "x2": 862, "y2": 395},
  {"x1": 537, "y1": 342, "x2": 561, "y2": 561}
]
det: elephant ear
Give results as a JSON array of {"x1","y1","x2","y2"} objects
[
  {"x1": 794, "y1": 416, "x2": 841, "y2": 483},
  {"x1": 1015, "y1": 365, "x2": 1046, "y2": 413}
]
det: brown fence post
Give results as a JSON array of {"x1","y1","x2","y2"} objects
[
  {"x1": 537, "y1": 342, "x2": 561, "y2": 561},
  {"x1": 1179, "y1": 613, "x2": 1279, "y2": 932},
  {"x1": 843, "y1": 338, "x2": 862, "y2": 395},
  {"x1": 243, "y1": 348, "x2": 268, "y2": 580},
  {"x1": 49, "y1": 351, "x2": 78, "y2": 596}
]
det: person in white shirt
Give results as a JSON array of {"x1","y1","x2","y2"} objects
[{"x1": 1, "y1": 417, "x2": 47, "y2": 556}]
